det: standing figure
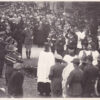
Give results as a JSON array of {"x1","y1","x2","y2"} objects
[
  {"x1": 37, "y1": 42, "x2": 55, "y2": 96},
  {"x1": 75, "y1": 28, "x2": 86, "y2": 53},
  {"x1": 49, "y1": 56, "x2": 66, "y2": 97},
  {"x1": 56, "y1": 34, "x2": 65, "y2": 56},
  {"x1": 0, "y1": 33, "x2": 6, "y2": 77},
  {"x1": 8, "y1": 62, "x2": 24, "y2": 98},
  {"x1": 62, "y1": 51, "x2": 77, "y2": 97},
  {"x1": 83, "y1": 55, "x2": 99, "y2": 97},
  {"x1": 66, "y1": 58, "x2": 84, "y2": 97},
  {"x1": 24, "y1": 27, "x2": 33, "y2": 59},
  {"x1": 5, "y1": 44, "x2": 17, "y2": 85}
]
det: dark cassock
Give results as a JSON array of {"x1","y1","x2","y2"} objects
[
  {"x1": 49, "y1": 33, "x2": 57, "y2": 53},
  {"x1": 33, "y1": 23, "x2": 39, "y2": 45},
  {"x1": 36, "y1": 21, "x2": 45, "y2": 47},
  {"x1": 56, "y1": 34, "x2": 65, "y2": 56},
  {"x1": 66, "y1": 31, "x2": 78, "y2": 54},
  {"x1": 13, "y1": 19, "x2": 25, "y2": 55},
  {"x1": 42, "y1": 22, "x2": 50, "y2": 42}
]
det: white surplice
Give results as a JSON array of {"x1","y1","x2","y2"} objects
[
  {"x1": 62, "y1": 54, "x2": 77, "y2": 97},
  {"x1": 37, "y1": 50, "x2": 55, "y2": 83},
  {"x1": 76, "y1": 31, "x2": 86, "y2": 49}
]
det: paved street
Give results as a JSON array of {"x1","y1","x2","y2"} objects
[
  {"x1": 0, "y1": 45, "x2": 45, "y2": 98},
  {"x1": 22, "y1": 45, "x2": 44, "y2": 59}
]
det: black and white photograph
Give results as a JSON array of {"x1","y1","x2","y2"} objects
[{"x1": 0, "y1": 1, "x2": 99, "y2": 98}]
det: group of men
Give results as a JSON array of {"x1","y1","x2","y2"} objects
[
  {"x1": 37, "y1": 41, "x2": 100, "y2": 97},
  {"x1": 0, "y1": 11, "x2": 25, "y2": 97},
  {"x1": 0, "y1": 2, "x2": 100, "y2": 98}
]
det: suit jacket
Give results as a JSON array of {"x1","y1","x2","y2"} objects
[
  {"x1": 83, "y1": 63, "x2": 99, "y2": 96},
  {"x1": 66, "y1": 68, "x2": 84, "y2": 97},
  {"x1": 49, "y1": 63, "x2": 65, "y2": 96}
]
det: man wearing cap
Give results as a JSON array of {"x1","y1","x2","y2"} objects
[
  {"x1": 83, "y1": 55, "x2": 99, "y2": 97},
  {"x1": 37, "y1": 42, "x2": 55, "y2": 96},
  {"x1": 65, "y1": 58, "x2": 84, "y2": 97},
  {"x1": 49, "y1": 56, "x2": 66, "y2": 97},
  {"x1": 5, "y1": 44, "x2": 21, "y2": 85}
]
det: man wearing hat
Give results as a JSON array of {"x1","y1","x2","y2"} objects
[
  {"x1": 5, "y1": 44, "x2": 21, "y2": 85},
  {"x1": 65, "y1": 58, "x2": 84, "y2": 97},
  {"x1": 37, "y1": 42, "x2": 55, "y2": 96},
  {"x1": 83, "y1": 55, "x2": 99, "y2": 97},
  {"x1": 49, "y1": 54, "x2": 66, "y2": 97}
]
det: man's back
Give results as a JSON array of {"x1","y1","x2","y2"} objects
[
  {"x1": 83, "y1": 64, "x2": 99, "y2": 97},
  {"x1": 49, "y1": 63, "x2": 65, "y2": 80}
]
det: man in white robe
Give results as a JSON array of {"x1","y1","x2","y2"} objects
[
  {"x1": 75, "y1": 29, "x2": 86, "y2": 51},
  {"x1": 62, "y1": 52, "x2": 77, "y2": 97},
  {"x1": 37, "y1": 42, "x2": 55, "y2": 96}
]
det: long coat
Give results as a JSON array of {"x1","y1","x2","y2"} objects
[
  {"x1": 8, "y1": 70, "x2": 24, "y2": 97},
  {"x1": 66, "y1": 68, "x2": 84, "y2": 97},
  {"x1": 83, "y1": 63, "x2": 99, "y2": 97},
  {"x1": 49, "y1": 63, "x2": 65, "y2": 97}
]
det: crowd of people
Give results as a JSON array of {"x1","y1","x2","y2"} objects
[
  {"x1": 0, "y1": 2, "x2": 100, "y2": 98},
  {"x1": 37, "y1": 41, "x2": 100, "y2": 97}
]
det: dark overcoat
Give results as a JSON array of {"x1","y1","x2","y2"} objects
[
  {"x1": 66, "y1": 68, "x2": 84, "y2": 97},
  {"x1": 49, "y1": 63, "x2": 65, "y2": 97}
]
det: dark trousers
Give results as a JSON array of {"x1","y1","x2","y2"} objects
[
  {"x1": 5, "y1": 64, "x2": 13, "y2": 85},
  {"x1": 8, "y1": 70, "x2": 24, "y2": 97},
  {"x1": 0, "y1": 60, "x2": 4, "y2": 77},
  {"x1": 37, "y1": 82, "x2": 51, "y2": 95},
  {"x1": 17, "y1": 42, "x2": 23, "y2": 55}
]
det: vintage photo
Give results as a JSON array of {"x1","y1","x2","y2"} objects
[{"x1": 0, "y1": 1, "x2": 99, "y2": 98}]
